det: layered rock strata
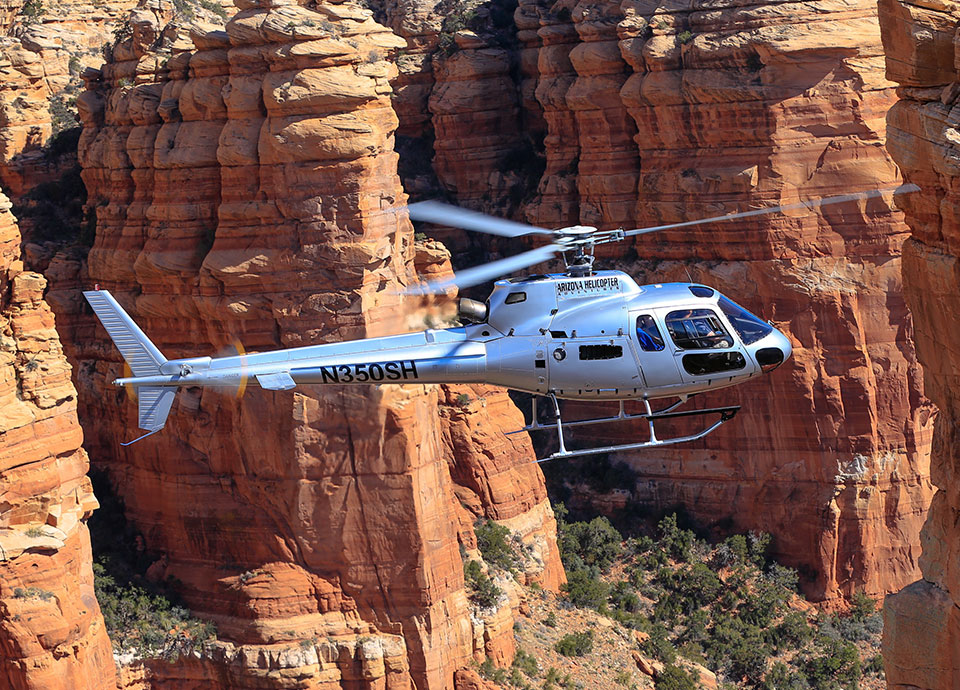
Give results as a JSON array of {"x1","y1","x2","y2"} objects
[
  {"x1": 0, "y1": 191, "x2": 115, "y2": 689},
  {"x1": 64, "y1": 1, "x2": 562, "y2": 687},
  {"x1": 877, "y1": 0, "x2": 960, "y2": 686}
]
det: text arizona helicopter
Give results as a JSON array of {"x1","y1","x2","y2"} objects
[{"x1": 84, "y1": 186, "x2": 910, "y2": 458}]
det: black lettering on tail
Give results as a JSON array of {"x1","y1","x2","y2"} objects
[{"x1": 400, "y1": 361, "x2": 418, "y2": 379}]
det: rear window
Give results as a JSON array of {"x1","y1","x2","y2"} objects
[
  {"x1": 665, "y1": 309, "x2": 733, "y2": 349},
  {"x1": 636, "y1": 315, "x2": 664, "y2": 352}
]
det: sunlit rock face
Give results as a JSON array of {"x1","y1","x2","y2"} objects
[
  {"x1": 877, "y1": 0, "x2": 960, "y2": 687},
  {"x1": 387, "y1": 0, "x2": 933, "y2": 602},
  {"x1": 0, "y1": 190, "x2": 115, "y2": 690},
  {"x1": 60, "y1": 1, "x2": 562, "y2": 687}
]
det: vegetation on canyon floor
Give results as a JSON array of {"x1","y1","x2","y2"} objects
[
  {"x1": 88, "y1": 472, "x2": 216, "y2": 661},
  {"x1": 469, "y1": 459, "x2": 884, "y2": 690}
]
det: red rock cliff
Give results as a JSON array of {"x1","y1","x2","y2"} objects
[
  {"x1": 403, "y1": 0, "x2": 933, "y2": 602},
  {"x1": 0, "y1": 190, "x2": 115, "y2": 689},
  {"x1": 61, "y1": 1, "x2": 562, "y2": 688},
  {"x1": 877, "y1": 0, "x2": 960, "y2": 686}
]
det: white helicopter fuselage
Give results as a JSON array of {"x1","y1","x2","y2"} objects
[{"x1": 98, "y1": 271, "x2": 790, "y2": 406}]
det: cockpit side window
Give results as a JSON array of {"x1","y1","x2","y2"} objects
[
  {"x1": 636, "y1": 314, "x2": 665, "y2": 352},
  {"x1": 665, "y1": 309, "x2": 734, "y2": 349},
  {"x1": 505, "y1": 291, "x2": 527, "y2": 304},
  {"x1": 717, "y1": 296, "x2": 773, "y2": 345}
]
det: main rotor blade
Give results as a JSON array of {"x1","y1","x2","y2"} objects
[
  {"x1": 623, "y1": 184, "x2": 921, "y2": 237},
  {"x1": 408, "y1": 201, "x2": 553, "y2": 238},
  {"x1": 404, "y1": 243, "x2": 562, "y2": 295}
]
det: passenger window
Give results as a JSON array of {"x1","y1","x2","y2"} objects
[
  {"x1": 682, "y1": 352, "x2": 746, "y2": 375},
  {"x1": 579, "y1": 344, "x2": 623, "y2": 360},
  {"x1": 665, "y1": 309, "x2": 734, "y2": 349},
  {"x1": 505, "y1": 292, "x2": 526, "y2": 304},
  {"x1": 636, "y1": 315, "x2": 664, "y2": 352}
]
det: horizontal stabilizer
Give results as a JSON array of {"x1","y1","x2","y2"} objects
[
  {"x1": 84, "y1": 290, "x2": 166, "y2": 376},
  {"x1": 256, "y1": 372, "x2": 296, "y2": 390},
  {"x1": 138, "y1": 386, "x2": 176, "y2": 431}
]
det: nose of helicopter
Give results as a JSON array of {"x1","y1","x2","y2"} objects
[{"x1": 752, "y1": 327, "x2": 792, "y2": 373}]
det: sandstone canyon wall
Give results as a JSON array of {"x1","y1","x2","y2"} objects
[
  {"x1": 877, "y1": 0, "x2": 960, "y2": 686},
  {"x1": 56, "y1": 2, "x2": 562, "y2": 688},
  {"x1": 386, "y1": 0, "x2": 934, "y2": 602},
  {"x1": 0, "y1": 191, "x2": 115, "y2": 689}
]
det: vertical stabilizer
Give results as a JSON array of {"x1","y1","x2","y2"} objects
[
  {"x1": 83, "y1": 289, "x2": 166, "y2": 376},
  {"x1": 84, "y1": 289, "x2": 176, "y2": 435}
]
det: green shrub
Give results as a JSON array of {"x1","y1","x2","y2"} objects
[
  {"x1": 198, "y1": 0, "x2": 228, "y2": 19},
  {"x1": 543, "y1": 611, "x2": 557, "y2": 627},
  {"x1": 677, "y1": 30, "x2": 693, "y2": 44},
  {"x1": 863, "y1": 653, "x2": 884, "y2": 676},
  {"x1": 850, "y1": 591, "x2": 877, "y2": 621},
  {"x1": 463, "y1": 560, "x2": 502, "y2": 608},
  {"x1": 658, "y1": 514, "x2": 695, "y2": 563},
  {"x1": 18, "y1": 0, "x2": 44, "y2": 23},
  {"x1": 456, "y1": 392, "x2": 471, "y2": 407},
  {"x1": 478, "y1": 657, "x2": 508, "y2": 684},
  {"x1": 655, "y1": 664, "x2": 697, "y2": 690},
  {"x1": 769, "y1": 611, "x2": 812, "y2": 650},
  {"x1": 642, "y1": 624, "x2": 677, "y2": 664},
  {"x1": 562, "y1": 569, "x2": 610, "y2": 609},
  {"x1": 474, "y1": 519, "x2": 516, "y2": 570},
  {"x1": 13, "y1": 587, "x2": 54, "y2": 601},
  {"x1": 803, "y1": 637, "x2": 860, "y2": 690},
  {"x1": 513, "y1": 647, "x2": 539, "y2": 677},
  {"x1": 25, "y1": 526, "x2": 46, "y2": 538},
  {"x1": 554, "y1": 630, "x2": 593, "y2": 657},
  {"x1": 763, "y1": 661, "x2": 811, "y2": 689},
  {"x1": 49, "y1": 95, "x2": 79, "y2": 137},
  {"x1": 557, "y1": 512, "x2": 622, "y2": 572}
]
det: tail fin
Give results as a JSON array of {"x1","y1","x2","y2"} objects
[
  {"x1": 84, "y1": 290, "x2": 174, "y2": 434},
  {"x1": 83, "y1": 290, "x2": 166, "y2": 376}
]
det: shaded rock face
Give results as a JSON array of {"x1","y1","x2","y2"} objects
[
  {"x1": 390, "y1": 0, "x2": 932, "y2": 602},
  {"x1": 63, "y1": 1, "x2": 562, "y2": 687},
  {"x1": 877, "y1": 1, "x2": 960, "y2": 686},
  {"x1": 0, "y1": 191, "x2": 115, "y2": 689}
]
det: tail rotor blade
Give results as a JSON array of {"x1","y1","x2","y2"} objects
[
  {"x1": 234, "y1": 339, "x2": 248, "y2": 400},
  {"x1": 408, "y1": 201, "x2": 554, "y2": 238},
  {"x1": 623, "y1": 183, "x2": 921, "y2": 237},
  {"x1": 123, "y1": 362, "x2": 138, "y2": 402},
  {"x1": 404, "y1": 243, "x2": 562, "y2": 295}
]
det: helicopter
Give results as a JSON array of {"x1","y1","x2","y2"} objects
[{"x1": 83, "y1": 184, "x2": 914, "y2": 458}]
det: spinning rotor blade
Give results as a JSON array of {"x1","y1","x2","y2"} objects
[
  {"x1": 408, "y1": 201, "x2": 553, "y2": 238},
  {"x1": 623, "y1": 183, "x2": 921, "y2": 237},
  {"x1": 404, "y1": 243, "x2": 562, "y2": 294}
]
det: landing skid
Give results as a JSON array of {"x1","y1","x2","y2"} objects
[{"x1": 510, "y1": 395, "x2": 740, "y2": 461}]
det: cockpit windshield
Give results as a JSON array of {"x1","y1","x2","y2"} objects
[{"x1": 718, "y1": 296, "x2": 773, "y2": 345}]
